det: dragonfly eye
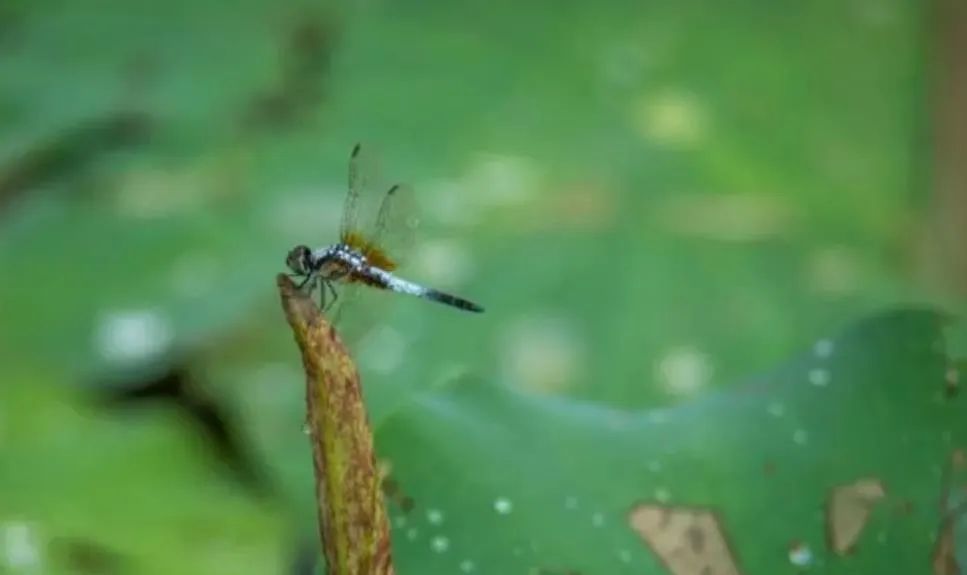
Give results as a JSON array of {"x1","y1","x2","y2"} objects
[{"x1": 286, "y1": 245, "x2": 312, "y2": 275}]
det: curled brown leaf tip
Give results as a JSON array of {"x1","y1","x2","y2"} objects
[{"x1": 278, "y1": 274, "x2": 394, "y2": 575}]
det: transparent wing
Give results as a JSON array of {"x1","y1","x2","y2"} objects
[
  {"x1": 327, "y1": 280, "x2": 396, "y2": 352},
  {"x1": 340, "y1": 143, "x2": 367, "y2": 240},
  {"x1": 340, "y1": 143, "x2": 362, "y2": 240},
  {"x1": 367, "y1": 182, "x2": 419, "y2": 270},
  {"x1": 327, "y1": 281, "x2": 361, "y2": 328}
]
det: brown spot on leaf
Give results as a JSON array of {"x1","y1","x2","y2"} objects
[
  {"x1": 380, "y1": 469, "x2": 417, "y2": 515},
  {"x1": 628, "y1": 503, "x2": 743, "y2": 575},
  {"x1": 762, "y1": 460, "x2": 777, "y2": 476},
  {"x1": 382, "y1": 477, "x2": 400, "y2": 497},
  {"x1": 951, "y1": 449, "x2": 966, "y2": 469},
  {"x1": 686, "y1": 524, "x2": 706, "y2": 552},
  {"x1": 894, "y1": 499, "x2": 915, "y2": 517},
  {"x1": 825, "y1": 478, "x2": 886, "y2": 555}
]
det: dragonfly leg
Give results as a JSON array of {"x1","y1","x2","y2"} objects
[
  {"x1": 323, "y1": 280, "x2": 339, "y2": 312},
  {"x1": 318, "y1": 281, "x2": 328, "y2": 309},
  {"x1": 295, "y1": 274, "x2": 312, "y2": 290}
]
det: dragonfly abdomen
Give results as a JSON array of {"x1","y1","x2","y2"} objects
[
  {"x1": 421, "y1": 288, "x2": 485, "y2": 313},
  {"x1": 375, "y1": 268, "x2": 484, "y2": 313}
]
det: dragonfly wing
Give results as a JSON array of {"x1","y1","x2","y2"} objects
[
  {"x1": 340, "y1": 142, "x2": 386, "y2": 242},
  {"x1": 340, "y1": 143, "x2": 361, "y2": 240},
  {"x1": 327, "y1": 280, "x2": 395, "y2": 350},
  {"x1": 366, "y1": 182, "x2": 418, "y2": 270},
  {"x1": 327, "y1": 280, "x2": 360, "y2": 326}
]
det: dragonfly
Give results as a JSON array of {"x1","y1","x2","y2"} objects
[{"x1": 286, "y1": 143, "x2": 484, "y2": 315}]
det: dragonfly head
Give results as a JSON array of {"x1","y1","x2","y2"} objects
[{"x1": 286, "y1": 244, "x2": 313, "y2": 276}]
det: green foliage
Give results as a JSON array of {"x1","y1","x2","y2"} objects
[
  {"x1": 0, "y1": 0, "x2": 962, "y2": 574},
  {"x1": 375, "y1": 309, "x2": 963, "y2": 573},
  {"x1": 0, "y1": 370, "x2": 286, "y2": 575}
]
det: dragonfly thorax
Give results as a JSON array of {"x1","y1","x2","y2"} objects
[{"x1": 308, "y1": 243, "x2": 368, "y2": 280}]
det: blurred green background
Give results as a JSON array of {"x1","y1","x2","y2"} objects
[{"x1": 2, "y1": 0, "x2": 966, "y2": 573}]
